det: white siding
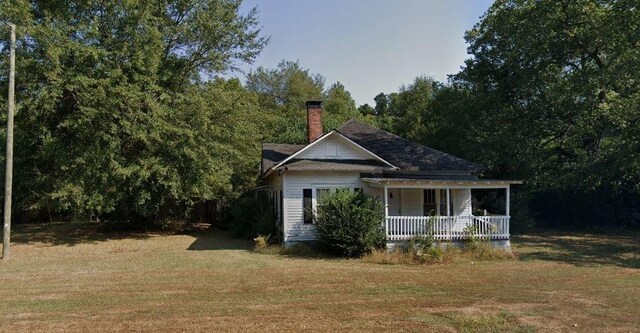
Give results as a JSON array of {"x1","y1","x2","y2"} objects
[
  {"x1": 447, "y1": 189, "x2": 472, "y2": 232},
  {"x1": 283, "y1": 171, "x2": 368, "y2": 242},
  {"x1": 401, "y1": 188, "x2": 422, "y2": 216},
  {"x1": 452, "y1": 188, "x2": 472, "y2": 216},
  {"x1": 387, "y1": 188, "x2": 402, "y2": 215},
  {"x1": 296, "y1": 134, "x2": 371, "y2": 160}
]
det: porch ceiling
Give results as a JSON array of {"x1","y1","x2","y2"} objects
[{"x1": 361, "y1": 177, "x2": 523, "y2": 188}]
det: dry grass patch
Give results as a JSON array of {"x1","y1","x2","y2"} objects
[
  {"x1": 410, "y1": 310, "x2": 536, "y2": 333},
  {"x1": 254, "y1": 242, "x2": 325, "y2": 258},
  {"x1": 364, "y1": 243, "x2": 515, "y2": 266},
  {"x1": 0, "y1": 223, "x2": 638, "y2": 332}
]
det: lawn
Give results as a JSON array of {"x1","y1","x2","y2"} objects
[{"x1": 0, "y1": 223, "x2": 638, "y2": 332}]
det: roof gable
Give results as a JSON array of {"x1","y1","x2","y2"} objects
[
  {"x1": 271, "y1": 131, "x2": 396, "y2": 172},
  {"x1": 295, "y1": 132, "x2": 376, "y2": 160}
]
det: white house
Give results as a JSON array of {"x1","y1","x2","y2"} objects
[{"x1": 260, "y1": 101, "x2": 521, "y2": 248}]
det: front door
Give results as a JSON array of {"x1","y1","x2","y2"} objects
[{"x1": 388, "y1": 188, "x2": 402, "y2": 216}]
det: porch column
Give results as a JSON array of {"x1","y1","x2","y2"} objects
[
  {"x1": 383, "y1": 185, "x2": 389, "y2": 236},
  {"x1": 506, "y1": 185, "x2": 510, "y2": 216},
  {"x1": 446, "y1": 188, "x2": 451, "y2": 216},
  {"x1": 383, "y1": 186, "x2": 389, "y2": 218}
]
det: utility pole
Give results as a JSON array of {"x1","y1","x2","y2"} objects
[{"x1": 3, "y1": 23, "x2": 16, "y2": 260}]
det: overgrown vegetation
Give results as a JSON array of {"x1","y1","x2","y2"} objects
[
  {"x1": 365, "y1": 239, "x2": 514, "y2": 266},
  {"x1": 365, "y1": 221, "x2": 513, "y2": 266},
  {"x1": 252, "y1": 241, "x2": 322, "y2": 257},
  {"x1": 315, "y1": 189, "x2": 385, "y2": 258},
  {"x1": 227, "y1": 194, "x2": 277, "y2": 240}
]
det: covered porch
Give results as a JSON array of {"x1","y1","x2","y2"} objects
[{"x1": 361, "y1": 178, "x2": 522, "y2": 242}]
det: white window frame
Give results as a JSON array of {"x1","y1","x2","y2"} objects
[
  {"x1": 423, "y1": 189, "x2": 450, "y2": 216},
  {"x1": 310, "y1": 184, "x2": 358, "y2": 220}
]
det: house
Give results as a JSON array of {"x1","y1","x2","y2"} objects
[{"x1": 260, "y1": 101, "x2": 521, "y2": 249}]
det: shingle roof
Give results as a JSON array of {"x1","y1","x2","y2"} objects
[
  {"x1": 337, "y1": 119, "x2": 484, "y2": 172},
  {"x1": 261, "y1": 143, "x2": 305, "y2": 173},
  {"x1": 281, "y1": 159, "x2": 395, "y2": 172},
  {"x1": 260, "y1": 119, "x2": 484, "y2": 177}
]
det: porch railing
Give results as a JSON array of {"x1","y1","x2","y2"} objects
[{"x1": 385, "y1": 215, "x2": 510, "y2": 241}]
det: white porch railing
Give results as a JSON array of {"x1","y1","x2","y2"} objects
[{"x1": 385, "y1": 215, "x2": 510, "y2": 241}]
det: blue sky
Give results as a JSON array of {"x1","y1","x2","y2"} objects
[{"x1": 231, "y1": 0, "x2": 495, "y2": 106}]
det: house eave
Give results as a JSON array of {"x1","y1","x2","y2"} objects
[{"x1": 361, "y1": 177, "x2": 523, "y2": 188}]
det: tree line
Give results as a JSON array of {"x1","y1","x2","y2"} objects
[{"x1": 0, "y1": 0, "x2": 638, "y2": 230}]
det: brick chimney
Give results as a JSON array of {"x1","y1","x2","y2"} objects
[{"x1": 306, "y1": 100, "x2": 323, "y2": 143}]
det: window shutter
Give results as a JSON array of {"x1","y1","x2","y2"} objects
[{"x1": 303, "y1": 189, "x2": 313, "y2": 224}]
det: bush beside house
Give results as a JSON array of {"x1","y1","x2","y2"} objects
[{"x1": 315, "y1": 189, "x2": 385, "y2": 257}]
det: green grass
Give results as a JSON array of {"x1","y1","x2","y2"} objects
[{"x1": 0, "y1": 223, "x2": 638, "y2": 332}]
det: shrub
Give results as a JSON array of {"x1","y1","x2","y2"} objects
[
  {"x1": 404, "y1": 234, "x2": 434, "y2": 254},
  {"x1": 401, "y1": 234, "x2": 449, "y2": 264},
  {"x1": 227, "y1": 194, "x2": 277, "y2": 239},
  {"x1": 315, "y1": 189, "x2": 385, "y2": 257},
  {"x1": 462, "y1": 241, "x2": 515, "y2": 261},
  {"x1": 463, "y1": 223, "x2": 484, "y2": 251},
  {"x1": 365, "y1": 245, "x2": 456, "y2": 265},
  {"x1": 253, "y1": 234, "x2": 270, "y2": 252}
]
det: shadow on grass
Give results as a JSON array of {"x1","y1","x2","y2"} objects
[
  {"x1": 185, "y1": 226, "x2": 330, "y2": 259},
  {"x1": 513, "y1": 232, "x2": 640, "y2": 268},
  {"x1": 186, "y1": 227, "x2": 253, "y2": 251},
  {"x1": 5, "y1": 222, "x2": 254, "y2": 250},
  {"x1": 185, "y1": 229, "x2": 330, "y2": 261},
  {"x1": 5, "y1": 222, "x2": 151, "y2": 247}
]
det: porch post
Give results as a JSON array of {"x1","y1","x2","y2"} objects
[
  {"x1": 506, "y1": 185, "x2": 510, "y2": 216},
  {"x1": 383, "y1": 185, "x2": 389, "y2": 218},
  {"x1": 446, "y1": 188, "x2": 451, "y2": 216},
  {"x1": 383, "y1": 185, "x2": 389, "y2": 236}
]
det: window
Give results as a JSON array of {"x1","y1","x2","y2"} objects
[
  {"x1": 423, "y1": 189, "x2": 437, "y2": 216},
  {"x1": 439, "y1": 189, "x2": 448, "y2": 216},
  {"x1": 303, "y1": 189, "x2": 313, "y2": 224},
  {"x1": 316, "y1": 188, "x2": 331, "y2": 206},
  {"x1": 303, "y1": 185, "x2": 361, "y2": 224}
]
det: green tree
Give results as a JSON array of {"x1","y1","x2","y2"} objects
[
  {"x1": 388, "y1": 76, "x2": 439, "y2": 143},
  {"x1": 357, "y1": 103, "x2": 375, "y2": 116},
  {"x1": 323, "y1": 81, "x2": 359, "y2": 130},
  {"x1": 246, "y1": 59, "x2": 325, "y2": 144},
  {"x1": 451, "y1": 0, "x2": 640, "y2": 228},
  {"x1": 373, "y1": 92, "x2": 389, "y2": 116},
  {"x1": 246, "y1": 59, "x2": 325, "y2": 112},
  {"x1": 246, "y1": 61, "x2": 369, "y2": 143},
  {"x1": 0, "y1": 0, "x2": 268, "y2": 222}
]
